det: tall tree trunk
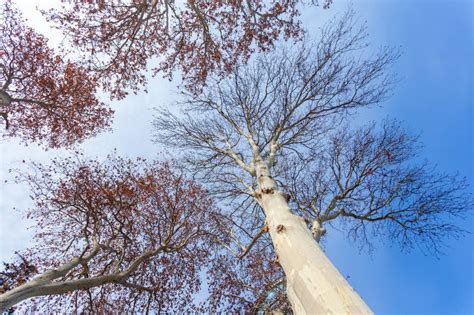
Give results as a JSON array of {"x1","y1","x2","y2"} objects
[{"x1": 254, "y1": 159, "x2": 372, "y2": 314}]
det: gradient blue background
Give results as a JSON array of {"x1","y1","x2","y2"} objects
[
  {"x1": 0, "y1": 1, "x2": 472, "y2": 314},
  {"x1": 306, "y1": 1, "x2": 473, "y2": 314}
]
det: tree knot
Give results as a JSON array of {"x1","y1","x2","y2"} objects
[
  {"x1": 263, "y1": 224, "x2": 269, "y2": 233},
  {"x1": 261, "y1": 187, "x2": 274, "y2": 194},
  {"x1": 280, "y1": 191, "x2": 291, "y2": 202},
  {"x1": 276, "y1": 224, "x2": 285, "y2": 233}
]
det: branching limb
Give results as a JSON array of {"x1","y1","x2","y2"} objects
[{"x1": 239, "y1": 224, "x2": 269, "y2": 259}]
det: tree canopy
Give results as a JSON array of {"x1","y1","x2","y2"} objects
[
  {"x1": 1, "y1": 154, "x2": 216, "y2": 313},
  {"x1": 0, "y1": 0, "x2": 471, "y2": 313},
  {"x1": 43, "y1": 0, "x2": 331, "y2": 98},
  {"x1": 0, "y1": 1, "x2": 113, "y2": 148}
]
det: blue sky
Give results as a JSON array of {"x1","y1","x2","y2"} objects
[
  {"x1": 0, "y1": 0, "x2": 472, "y2": 314},
  {"x1": 310, "y1": 1, "x2": 473, "y2": 314}
]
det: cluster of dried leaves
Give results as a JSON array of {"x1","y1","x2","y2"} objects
[
  {"x1": 8, "y1": 154, "x2": 216, "y2": 312},
  {"x1": 42, "y1": 0, "x2": 332, "y2": 98},
  {"x1": 0, "y1": 1, "x2": 113, "y2": 147},
  {"x1": 0, "y1": 0, "x2": 471, "y2": 313}
]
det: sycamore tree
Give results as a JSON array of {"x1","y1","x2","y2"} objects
[
  {"x1": 1, "y1": 0, "x2": 471, "y2": 313},
  {"x1": 0, "y1": 1, "x2": 113, "y2": 148},
  {"x1": 153, "y1": 11, "x2": 471, "y2": 313},
  {"x1": 0, "y1": 0, "x2": 341, "y2": 312},
  {"x1": 0, "y1": 154, "x2": 216, "y2": 313}
]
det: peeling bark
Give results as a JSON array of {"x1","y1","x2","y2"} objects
[{"x1": 255, "y1": 159, "x2": 372, "y2": 314}]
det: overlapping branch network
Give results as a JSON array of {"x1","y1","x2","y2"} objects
[
  {"x1": 154, "y1": 10, "x2": 469, "y2": 263},
  {"x1": 43, "y1": 0, "x2": 332, "y2": 98},
  {"x1": 1, "y1": 154, "x2": 216, "y2": 313}
]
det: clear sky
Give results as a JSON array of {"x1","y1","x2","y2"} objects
[
  {"x1": 307, "y1": 1, "x2": 473, "y2": 314},
  {"x1": 0, "y1": 0, "x2": 472, "y2": 314}
]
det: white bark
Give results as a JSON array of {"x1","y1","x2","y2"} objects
[
  {"x1": 254, "y1": 159, "x2": 373, "y2": 314},
  {"x1": 0, "y1": 242, "x2": 100, "y2": 312},
  {"x1": 0, "y1": 274, "x2": 121, "y2": 312},
  {"x1": 0, "y1": 244, "x2": 164, "y2": 312}
]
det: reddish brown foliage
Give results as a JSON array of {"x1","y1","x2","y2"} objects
[
  {"x1": 0, "y1": 255, "x2": 37, "y2": 294},
  {"x1": 206, "y1": 239, "x2": 291, "y2": 313},
  {"x1": 43, "y1": 0, "x2": 331, "y2": 98},
  {"x1": 12, "y1": 153, "x2": 215, "y2": 312},
  {"x1": 0, "y1": 1, "x2": 113, "y2": 147},
  {"x1": 0, "y1": 255, "x2": 37, "y2": 313}
]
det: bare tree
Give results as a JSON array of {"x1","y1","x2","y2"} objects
[
  {"x1": 0, "y1": 154, "x2": 216, "y2": 313},
  {"x1": 153, "y1": 11, "x2": 471, "y2": 313},
  {"x1": 283, "y1": 121, "x2": 469, "y2": 254}
]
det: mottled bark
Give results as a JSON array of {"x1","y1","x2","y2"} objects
[
  {"x1": 151, "y1": 13, "x2": 469, "y2": 312},
  {"x1": 255, "y1": 159, "x2": 372, "y2": 314}
]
